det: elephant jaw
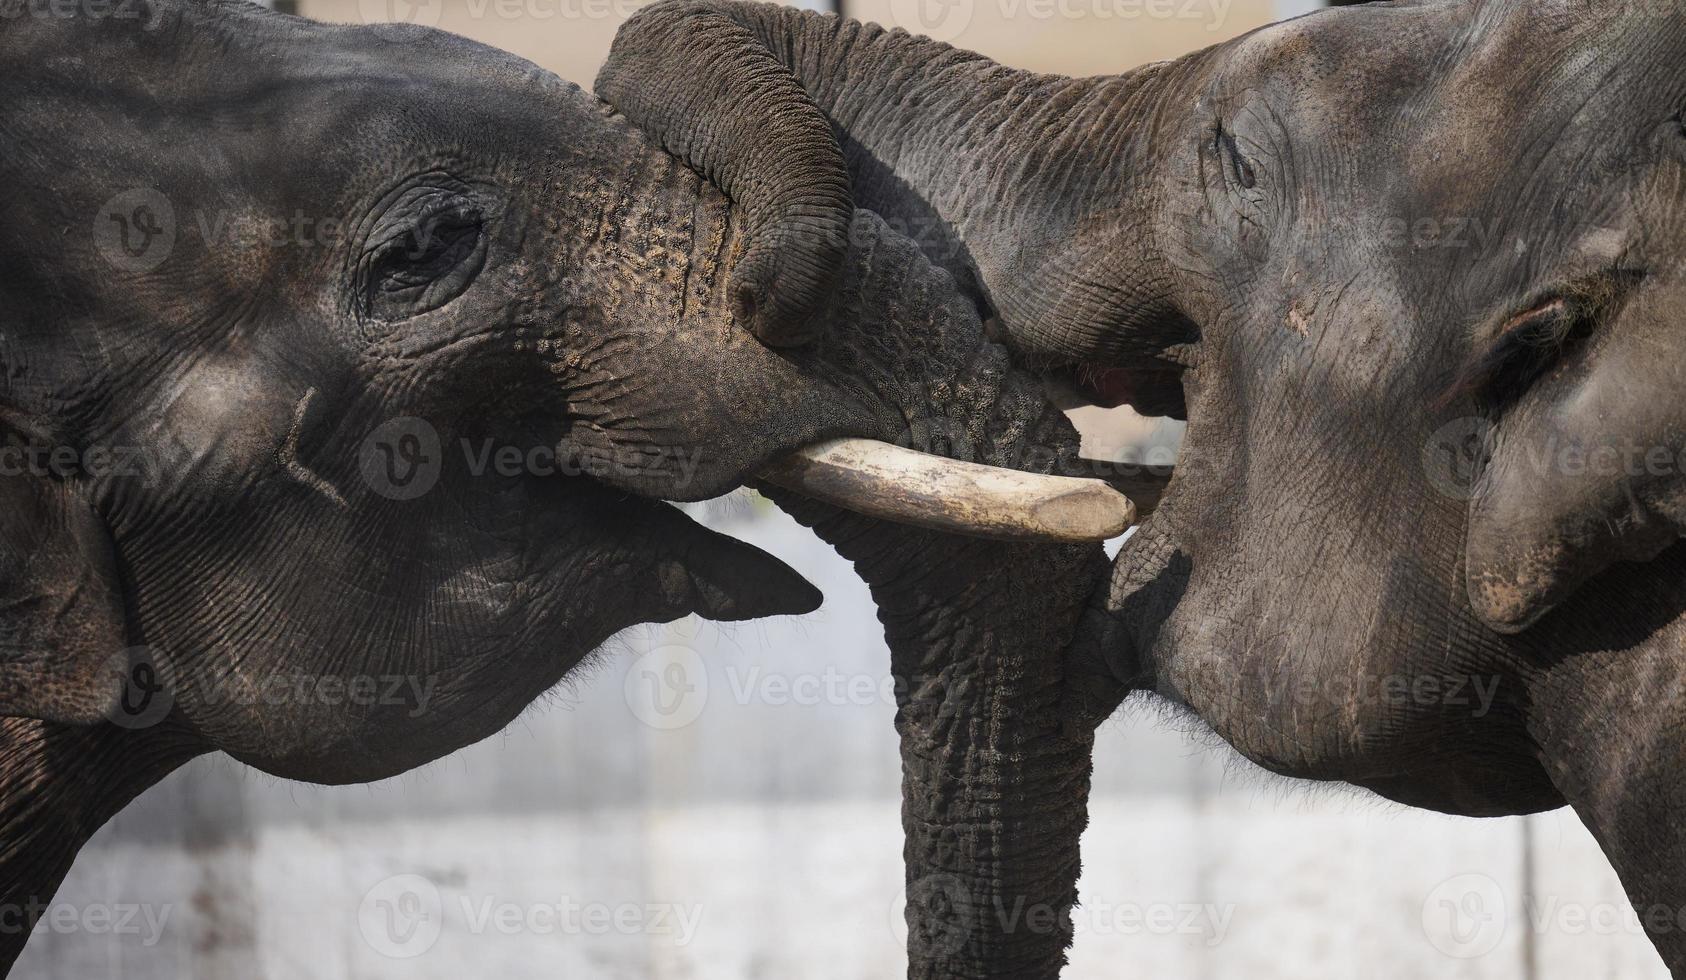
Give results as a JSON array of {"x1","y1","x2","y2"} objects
[
  {"x1": 631, "y1": 494, "x2": 823, "y2": 622},
  {"x1": 659, "y1": 438, "x2": 1136, "y2": 623}
]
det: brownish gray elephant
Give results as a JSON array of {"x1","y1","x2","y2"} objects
[
  {"x1": 0, "y1": 0, "x2": 1134, "y2": 972},
  {"x1": 599, "y1": 0, "x2": 1686, "y2": 973}
]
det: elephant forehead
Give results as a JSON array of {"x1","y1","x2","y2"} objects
[
  {"x1": 1233, "y1": 1, "x2": 1681, "y2": 184},
  {"x1": 1407, "y1": 16, "x2": 1681, "y2": 191}
]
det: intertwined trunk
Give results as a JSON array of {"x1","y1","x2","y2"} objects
[
  {"x1": 882, "y1": 537, "x2": 1101, "y2": 978},
  {"x1": 597, "y1": 0, "x2": 1190, "y2": 366},
  {"x1": 775, "y1": 484, "x2": 1105, "y2": 979},
  {"x1": 765, "y1": 295, "x2": 1110, "y2": 976}
]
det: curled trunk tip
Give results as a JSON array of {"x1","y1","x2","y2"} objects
[{"x1": 596, "y1": 0, "x2": 853, "y2": 347}]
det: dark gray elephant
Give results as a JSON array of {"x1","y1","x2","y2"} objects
[
  {"x1": 599, "y1": 0, "x2": 1686, "y2": 973},
  {"x1": 0, "y1": 0, "x2": 1122, "y2": 972}
]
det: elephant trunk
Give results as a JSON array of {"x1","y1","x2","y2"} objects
[
  {"x1": 772, "y1": 457, "x2": 1105, "y2": 979},
  {"x1": 594, "y1": 1, "x2": 851, "y2": 347},
  {"x1": 560, "y1": 115, "x2": 1122, "y2": 979},
  {"x1": 596, "y1": 0, "x2": 1192, "y2": 371},
  {"x1": 884, "y1": 546, "x2": 1099, "y2": 980},
  {"x1": 762, "y1": 272, "x2": 1110, "y2": 976}
]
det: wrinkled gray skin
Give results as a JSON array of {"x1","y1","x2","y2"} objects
[
  {"x1": 600, "y1": 0, "x2": 1686, "y2": 973},
  {"x1": 0, "y1": 0, "x2": 1106, "y2": 972}
]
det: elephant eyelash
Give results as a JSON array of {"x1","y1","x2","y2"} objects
[
  {"x1": 1471, "y1": 299, "x2": 1583, "y2": 408},
  {"x1": 373, "y1": 215, "x2": 481, "y2": 288},
  {"x1": 359, "y1": 196, "x2": 489, "y2": 320},
  {"x1": 1213, "y1": 125, "x2": 1257, "y2": 190},
  {"x1": 1446, "y1": 269, "x2": 1643, "y2": 411}
]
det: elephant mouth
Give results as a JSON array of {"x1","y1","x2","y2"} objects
[
  {"x1": 639, "y1": 493, "x2": 825, "y2": 621},
  {"x1": 1065, "y1": 364, "x2": 1140, "y2": 410},
  {"x1": 556, "y1": 437, "x2": 1139, "y2": 625},
  {"x1": 621, "y1": 437, "x2": 1141, "y2": 621}
]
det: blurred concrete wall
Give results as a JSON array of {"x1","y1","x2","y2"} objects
[
  {"x1": 300, "y1": 0, "x2": 1285, "y2": 84},
  {"x1": 20, "y1": 501, "x2": 1670, "y2": 979}
]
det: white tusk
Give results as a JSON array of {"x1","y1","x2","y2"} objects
[{"x1": 756, "y1": 438, "x2": 1136, "y2": 543}]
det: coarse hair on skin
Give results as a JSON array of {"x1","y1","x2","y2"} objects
[
  {"x1": 1438, "y1": 267, "x2": 1644, "y2": 413},
  {"x1": 1109, "y1": 689, "x2": 1410, "y2": 815}
]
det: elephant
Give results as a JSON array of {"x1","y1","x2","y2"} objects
[
  {"x1": 597, "y1": 0, "x2": 1686, "y2": 973},
  {"x1": 0, "y1": 0, "x2": 1130, "y2": 972}
]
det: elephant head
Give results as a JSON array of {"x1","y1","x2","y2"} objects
[
  {"x1": 601, "y1": 0, "x2": 1686, "y2": 970},
  {"x1": 0, "y1": 2, "x2": 1132, "y2": 965}
]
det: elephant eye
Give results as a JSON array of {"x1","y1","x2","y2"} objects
[
  {"x1": 1215, "y1": 125, "x2": 1257, "y2": 190},
  {"x1": 386, "y1": 213, "x2": 480, "y2": 281},
  {"x1": 1472, "y1": 297, "x2": 1582, "y2": 408},
  {"x1": 1454, "y1": 270, "x2": 1643, "y2": 410},
  {"x1": 363, "y1": 196, "x2": 488, "y2": 320}
]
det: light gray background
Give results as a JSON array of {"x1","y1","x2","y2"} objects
[{"x1": 18, "y1": 485, "x2": 1669, "y2": 978}]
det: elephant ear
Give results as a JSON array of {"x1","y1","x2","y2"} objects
[
  {"x1": 595, "y1": 0, "x2": 851, "y2": 348},
  {"x1": 0, "y1": 420, "x2": 132, "y2": 724}
]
